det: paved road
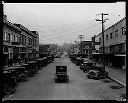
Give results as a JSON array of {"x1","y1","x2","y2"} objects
[{"x1": 4, "y1": 55, "x2": 126, "y2": 100}]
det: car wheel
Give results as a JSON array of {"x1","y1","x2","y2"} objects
[
  {"x1": 66, "y1": 79, "x2": 68, "y2": 83},
  {"x1": 105, "y1": 72, "x2": 109, "y2": 78},
  {"x1": 55, "y1": 79, "x2": 57, "y2": 83},
  {"x1": 84, "y1": 70, "x2": 88, "y2": 73},
  {"x1": 87, "y1": 75, "x2": 91, "y2": 79},
  {"x1": 96, "y1": 74, "x2": 100, "y2": 80}
]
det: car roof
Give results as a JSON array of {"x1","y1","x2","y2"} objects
[{"x1": 89, "y1": 70, "x2": 99, "y2": 72}]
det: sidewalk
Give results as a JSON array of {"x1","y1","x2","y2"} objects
[{"x1": 96, "y1": 63, "x2": 126, "y2": 87}]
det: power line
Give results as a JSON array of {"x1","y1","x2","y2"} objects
[
  {"x1": 37, "y1": 19, "x2": 97, "y2": 38},
  {"x1": 40, "y1": 22, "x2": 101, "y2": 41}
]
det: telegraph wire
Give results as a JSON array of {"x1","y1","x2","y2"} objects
[{"x1": 40, "y1": 22, "x2": 101, "y2": 41}]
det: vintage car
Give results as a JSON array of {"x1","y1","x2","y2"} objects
[
  {"x1": 86, "y1": 68, "x2": 109, "y2": 80},
  {"x1": 3, "y1": 70, "x2": 17, "y2": 95},
  {"x1": 75, "y1": 57, "x2": 84, "y2": 66},
  {"x1": 80, "y1": 62, "x2": 96, "y2": 73},
  {"x1": 54, "y1": 66, "x2": 69, "y2": 83},
  {"x1": 10, "y1": 66, "x2": 28, "y2": 82}
]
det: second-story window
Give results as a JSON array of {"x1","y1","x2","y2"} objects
[
  {"x1": 10, "y1": 34, "x2": 12, "y2": 42},
  {"x1": 110, "y1": 32, "x2": 113, "y2": 40},
  {"x1": 7, "y1": 33, "x2": 11, "y2": 42},
  {"x1": 121, "y1": 27, "x2": 126, "y2": 35},
  {"x1": 106, "y1": 34, "x2": 108, "y2": 41},
  {"x1": 115, "y1": 30, "x2": 118, "y2": 38},
  {"x1": 17, "y1": 37, "x2": 19, "y2": 42},
  {"x1": 15, "y1": 36, "x2": 17, "y2": 42},
  {"x1": 99, "y1": 38, "x2": 101, "y2": 45},
  {"x1": 14, "y1": 35, "x2": 16, "y2": 42},
  {"x1": 23, "y1": 35, "x2": 25, "y2": 45},
  {"x1": 24, "y1": 36, "x2": 26, "y2": 45},
  {"x1": 35, "y1": 40, "x2": 36, "y2": 45},
  {"x1": 3, "y1": 33, "x2": 5, "y2": 40}
]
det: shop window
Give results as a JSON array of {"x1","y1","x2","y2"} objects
[{"x1": 4, "y1": 46, "x2": 8, "y2": 52}]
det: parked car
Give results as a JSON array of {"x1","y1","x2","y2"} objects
[
  {"x1": 54, "y1": 66, "x2": 69, "y2": 83},
  {"x1": 80, "y1": 62, "x2": 96, "y2": 73},
  {"x1": 11, "y1": 66, "x2": 28, "y2": 82},
  {"x1": 86, "y1": 68, "x2": 109, "y2": 80},
  {"x1": 76, "y1": 57, "x2": 84, "y2": 66},
  {"x1": 83, "y1": 58, "x2": 90, "y2": 62},
  {"x1": 3, "y1": 70, "x2": 17, "y2": 95}
]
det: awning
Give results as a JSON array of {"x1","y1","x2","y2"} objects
[
  {"x1": 92, "y1": 53, "x2": 100, "y2": 54},
  {"x1": 114, "y1": 54, "x2": 126, "y2": 56}
]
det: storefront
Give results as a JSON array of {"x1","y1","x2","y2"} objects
[{"x1": 114, "y1": 54, "x2": 126, "y2": 70}]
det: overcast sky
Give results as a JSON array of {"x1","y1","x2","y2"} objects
[{"x1": 4, "y1": 2, "x2": 126, "y2": 45}]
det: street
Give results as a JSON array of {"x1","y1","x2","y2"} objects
[{"x1": 4, "y1": 55, "x2": 126, "y2": 100}]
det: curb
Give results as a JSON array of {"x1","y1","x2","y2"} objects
[{"x1": 108, "y1": 76, "x2": 126, "y2": 88}]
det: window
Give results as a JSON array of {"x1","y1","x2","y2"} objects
[
  {"x1": 15, "y1": 36, "x2": 17, "y2": 42},
  {"x1": 105, "y1": 46, "x2": 108, "y2": 53},
  {"x1": 17, "y1": 37, "x2": 19, "y2": 42},
  {"x1": 115, "y1": 30, "x2": 118, "y2": 38},
  {"x1": 24, "y1": 36, "x2": 26, "y2": 45},
  {"x1": 10, "y1": 35, "x2": 13, "y2": 42},
  {"x1": 110, "y1": 33, "x2": 113, "y2": 40},
  {"x1": 20, "y1": 35, "x2": 22, "y2": 44},
  {"x1": 106, "y1": 34, "x2": 108, "y2": 41},
  {"x1": 28, "y1": 38, "x2": 32, "y2": 45},
  {"x1": 7, "y1": 33, "x2": 11, "y2": 42},
  {"x1": 121, "y1": 27, "x2": 126, "y2": 35},
  {"x1": 4, "y1": 46, "x2": 8, "y2": 52},
  {"x1": 14, "y1": 35, "x2": 16, "y2": 42},
  {"x1": 99, "y1": 38, "x2": 101, "y2": 44},
  {"x1": 23, "y1": 35, "x2": 25, "y2": 45},
  {"x1": 109, "y1": 45, "x2": 114, "y2": 53},
  {"x1": 35, "y1": 40, "x2": 36, "y2": 45},
  {"x1": 4, "y1": 32, "x2": 7, "y2": 40}
]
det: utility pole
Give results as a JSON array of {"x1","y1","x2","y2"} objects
[
  {"x1": 95, "y1": 13, "x2": 108, "y2": 71},
  {"x1": 78, "y1": 35, "x2": 84, "y2": 54}
]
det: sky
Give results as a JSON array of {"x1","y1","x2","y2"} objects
[{"x1": 4, "y1": 2, "x2": 126, "y2": 45}]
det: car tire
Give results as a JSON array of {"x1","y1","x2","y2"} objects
[
  {"x1": 87, "y1": 75, "x2": 91, "y2": 79},
  {"x1": 66, "y1": 79, "x2": 68, "y2": 83},
  {"x1": 96, "y1": 74, "x2": 100, "y2": 80},
  {"x1": 55, "y1": 79, "x2": 57, "y2": 83}
]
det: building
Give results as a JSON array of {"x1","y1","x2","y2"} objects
[
  {"x1": 3, "y1": 16, "x2": 22, "y2": 66},
  {"x1": 39, "y1": 44, "x2": 50, "y2": 57},
  {"x1": 92, "y1": 17, "x2": 126, "y2": 69},
  {"x1": 31, "y1": 31, "x2": 39, "y2": 58},
  {"x1": 3, "y1": 15, "x2": 39, "y2": 66},
  {"x1": 80, "y1": 39, "x2": 100, "y2": 59}
]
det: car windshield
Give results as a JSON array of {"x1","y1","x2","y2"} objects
[{"x1": 83, "y1": 63, "x2": 93, "y2": 66}]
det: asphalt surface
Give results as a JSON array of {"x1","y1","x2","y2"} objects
[{"x1": 3, "y1": 54, "x2": 126, "y2": 100}]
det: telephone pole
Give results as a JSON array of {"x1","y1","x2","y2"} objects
[
  {"x1": 78, "y1": 35, "x2": 84, "y2": 54},
  {"x1": 95, "y1": 13, "x2": 109, "y2": 71}
]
